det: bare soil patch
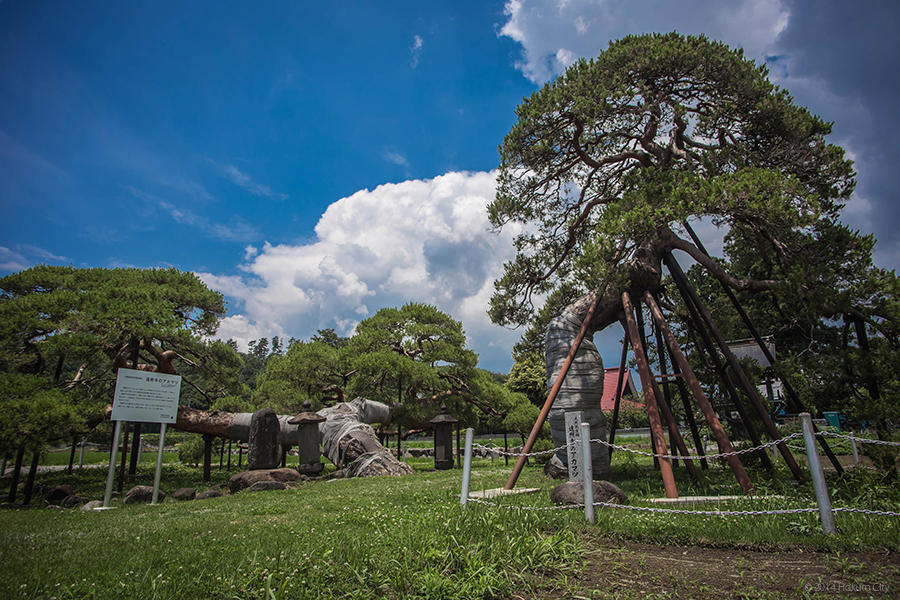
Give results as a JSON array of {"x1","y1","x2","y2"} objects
[{"x1": 523, "y1": 535, "x2": 900, "y2": 599}]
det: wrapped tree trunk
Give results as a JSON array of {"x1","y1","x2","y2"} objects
[
  {"x1": 544, "y1": 248, "x2": 664, "y2": 478},
  {"x1": 165, "y1": 398, "x2": 412, "y2": 477},
  {"x1": 545, "y1": 297, "x2": 611, "y2": 477}
]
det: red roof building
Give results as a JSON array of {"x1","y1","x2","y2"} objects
[{"x1": 601, "y1": 366, "x2": 642, "y2": 413}]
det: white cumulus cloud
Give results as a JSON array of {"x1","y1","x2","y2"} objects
[
  {"x1": 500, "y1": 0, "x2": 789, "y2": 84},
  {"x1": 198, "y1": 171, "x2": 524, "y2": 370}
]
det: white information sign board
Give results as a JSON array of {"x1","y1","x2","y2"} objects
[
  {"x1": 564, "y1": 411, "x2": 584, "y2": 482},
  {"x1": 111, "y1": 368, "x2": 181, "y2": 424},
  {"x1": 101, "y1": 369, "x2": 182, "y2": 508}
]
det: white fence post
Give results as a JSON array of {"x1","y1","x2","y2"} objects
[
  {"x1": 850, "y1": 434, "x2": 859, "y2": 467},
  {"x1": 151, "y1": 423, "x2": 167, "y2": 504},
  {"x1": 460, "y1": 428, "x2": 474, "y2": 507},
  {"x1": 580, "y1": 422, "x2": 594, "y2": 524},
  {"x1": 800, "y1": 413, "x2": 836, "y2": 535},
  {"x1": 78, "y1": 437, "x2": 86, "y2": 469}
]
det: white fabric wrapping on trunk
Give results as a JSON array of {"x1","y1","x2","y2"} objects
[
  {"x1": 317, "y1": 398, "x2": 391, "y2": 467},
  {"x1": 545, "y1": 305, "x2": 611, "y2": 476}
]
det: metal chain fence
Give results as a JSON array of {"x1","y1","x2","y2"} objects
[
  {"x1": 466, "y1": 427, "x2": 899, "y2": 520},
  {"x1": 467, "y1": 497, "x2": 900, "y2": 518},
  {"x1": 473, "y1": 429, "x2": 899, "y2": 463}
]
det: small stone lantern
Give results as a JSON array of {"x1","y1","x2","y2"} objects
[
  {"x1": 430, "y1": 405, "x2": 458, "y2": 470},
  {"x1": 288, "y1": 401, "x2": 326, "y2": 475}
]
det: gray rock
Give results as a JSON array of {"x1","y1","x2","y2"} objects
[
  {"x1": 173, "y1": 487, "x2": 196, "y2": 501},
  {"x1": 60, "y1": 495, "x2": 86, "y2": 507},
  {"x1": 347, "y1": 451, "x2": 415, "y2": 477},
  {"x1": 123, "y1": 485, "x2": 166, "y2": 504},
  {"x1": 81, "y1": 500, "x2": 103, "y2": 511},
  {"x1": 543, "y1": 455, "x2": 568, "y2": 479},
  {"x1": 549, "y1": 480, "x2": 628, "y2": 506},
  {"x1": 248, "y1": 408, "x2": 282, "y2": 470},
  {"x1": 407, "y1": 447, "x2": 433, "y2": 458},
  {"x1": 248, "y1": 481, "x2": 287, "y2": 492},
  {"x1": 44, "y1": 485, "x2": 76, "y2": 505},
  {"x1": 195, "y1": 489, "x2": 223, "y2": 500},
  {"x1": 227, "y1": 468, "x2": 300, "y2": 493}
]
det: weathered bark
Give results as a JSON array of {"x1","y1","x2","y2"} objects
[
  {"x1": 544, "y1": 245, "x2": 664, "y2": 478},
  {"x1": 161, "y1": 398, "x2": 412, "y2": 477}
]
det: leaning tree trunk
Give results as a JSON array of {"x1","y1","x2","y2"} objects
[
  {"x1": 545, "y1": 245, "x2": 664, "y2": 478},
  {"x1": 166, "y1": 398, "x2": 413, "y2": 477}
]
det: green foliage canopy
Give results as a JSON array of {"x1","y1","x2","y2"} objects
[
  {"x1": 488, "y1": 32, "x2": 854, "y2": 328},
  {"x1": 254, "y1": 303, "x2": 530, "y2": 428},
  {"x1": 0, "y1": 266, "x2": 245, "y2": 447}
]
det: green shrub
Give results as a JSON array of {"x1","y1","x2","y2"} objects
[{"x1": 177, "y1": 433, "x2": 204, "y2": 466}]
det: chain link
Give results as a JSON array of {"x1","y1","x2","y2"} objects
[
  {"x1": 471, "y1": 443, "x2": 561, "y2": 458},
  {"x1": 466, "y1": 497, "x2": 900, "y2": 518},
  {"x1": 818, "y1": 431, "x2": 900, "y2": 447},
  {"x1": 474, "y1": 432, "x2": 807, "y2": 462},
  {"x1": 471, "y1": 430, "x2": 899, "y2": 462}
]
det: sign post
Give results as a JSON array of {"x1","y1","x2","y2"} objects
[
  {"x1": 100, "y1": 369, "x2": 181, "y2": 509},
  {"x1": 564, "y1": 411, "x2": 584, "y2": 482}
]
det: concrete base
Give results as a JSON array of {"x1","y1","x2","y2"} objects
[
  {"x1": 468, "y1": 487, "x2": 540, "y2": 499},
  {"x1": 649, "y1": 495, "x2": 785, "y2": 505}
]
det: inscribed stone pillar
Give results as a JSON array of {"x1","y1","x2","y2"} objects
[{"x1": 248, "y1": 408, "x2": 281, "y2": 470}]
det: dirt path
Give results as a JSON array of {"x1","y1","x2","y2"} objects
[{"x1": 524, "y1": 535, "x2": 899, "y2": 599}]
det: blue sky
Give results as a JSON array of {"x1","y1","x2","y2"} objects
[{"x1": 3, "y1": 1, "x2": 899, "y2": 373}]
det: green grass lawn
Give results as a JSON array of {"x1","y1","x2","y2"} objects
[
  {"x1": 1, "y1": 448, "x2": 897, "y2": 599},
  {"x1": 36, "y1": 450, "x2": 180, "y2": 467}
]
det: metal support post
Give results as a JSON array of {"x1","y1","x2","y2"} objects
[
  {"x1": 800, "y1": 413, "x2": 836, "y2": 535},
  {"x1": 581, "y1": 422, "x2": 595, "y2": 524},
  {"x1": 152, "y1": 423, "x2": 167, "y2": 504},
  {"x1": 103, "y1": 420, "x2": 123, "y2": 508},
  {"x1": 117, "y1": 422, "x2": 130, "y2": 493},
  {"x1": 460, "y1": 428, "x2": 474, "y2": 507}
]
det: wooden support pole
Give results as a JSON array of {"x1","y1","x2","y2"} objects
[
  {"x1": 7, "y1": 445, "x2": 25, "y2": 503},
  {"x1": 202, "y1": 434, "x2": 212, "y2": 482},
  {"x1": 635, "y1": 304, "x2": 677, "y2": 470},
  {"x1": 67, "y1": 435, "x2": 77, "y2": 474},
  {"x1": 665, "y1": 254, "x2": 805, "y2": 483},
  {"x1": 644, "y1": 291, "x2": 753, "y2": 493},
  {"x1": 667, "y1": 351, "x2": 709, "y2": 470},
  {"x1": 622, "y1": 291, "x2": 678, "y2": 498},
  {"x1": 128, "y1": 423, "x2": 142, "y2": 476},
  {"x1": 504, "y1": 293, "x2": 602, "y2": 490},
  {"x1": 637, "y1": 300, "x2": 700, "y2": 481},
  {"x1": 681, "y1": 220, "x2": 844, "y2": 473},
  {"x1": 664, "y1": 254, "x2": 775, "y2": 474},
  {"x1": 22, "y1": 450, "x2": 40, "y2": 505},
  {"x1": 607, "y1": 332, "x2": 630, "y2": 459},
  {"x1": 654, "y1": 309, "x2": 708, "y2": 469},
  {"x1": 852, "y1": 317, "x2": 891, "y2": 436}
]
